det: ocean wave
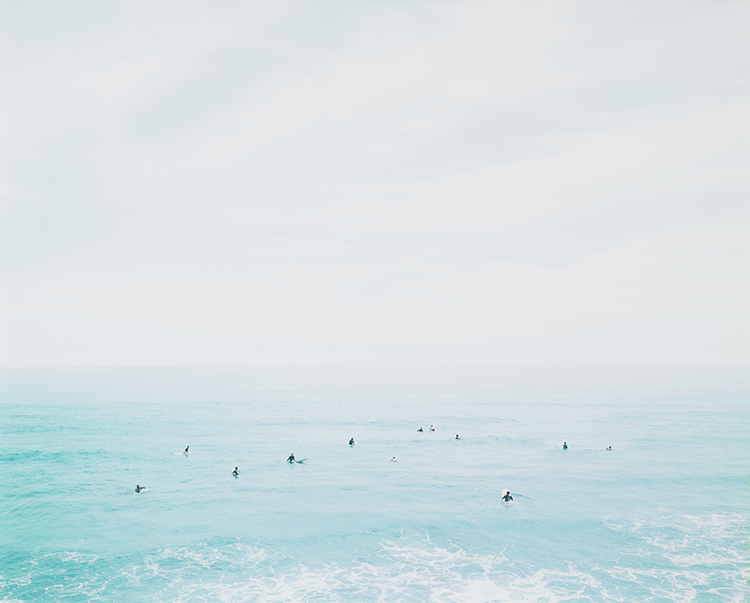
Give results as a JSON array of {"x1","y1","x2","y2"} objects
[
  {"x1": 601, "y1": 512, "x2": 749, "y2": 602},
  {"x1": 3, "y1": 521, "x2": 748, "y2": 603},
  {"x1": 125, "y1": 539, "x2": 598, "y2": 603},
  {"x1": 103, "y1": 534, "x2": 744, "y2": 603}
]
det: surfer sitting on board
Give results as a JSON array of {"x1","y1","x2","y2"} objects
[
  {"x1": 562, "y1": 442, "x2": 567, "y2": 450},
  {"x1": 349, "y1": 438, "x2": 355, "y2": 446},
  {"x1": 287, "y1": 453, "x2": 295, "y2": 463},
  {"x1": 134, "y1": 485, "x2": 146, "y2": 494},
  {"x1": 391, "y1": 456, "x2": 397, "y2": 462},
  {"x1": 501, "y1": 490, "x2": 513, "y2": 502},
  {"x1": 455, "y1": 434, "x2": 461, "y2": 440},
  {"x1": 430, "y1": 425, "x2": 435, "y2": 431},
  {"x1": 232, "y1": 467, "x2": 240, "y2": 476},
  {"x1": 417, "y1": 427, "x2": 423, "y2": 432},
  {"x1": 183, "y1": 446, "x2": 189, "y2": 455}
]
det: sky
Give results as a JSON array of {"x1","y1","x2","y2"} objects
[{"x1": 0, "y1": 0, "x2": 748, "y2": 367}]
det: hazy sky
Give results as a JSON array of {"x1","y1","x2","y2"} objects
[{"x1": 1, "y1": 1, "x2": 748, "y2": 366}]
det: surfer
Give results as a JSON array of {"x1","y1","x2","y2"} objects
[
  {"x1": 134, "y1": 485, "x2": 146, "y2": 494},
  {"x1": 183, "y1": 445, "x2": 189, "y2": 455},
  {"x1": 417, "y1": 427, "x2": 423, "y2": 432},
  {"x1": 430, "y1": 425, "x2": 435, "y2": 432},
  {"x1": 391, "y1": 456, "x2": 397, "y2": 462},
  {"x1": 455, "y1": 434, "x2": 461, "y2": 440},
  {"x1": 501, "y1": 490, "x2": 513, "y2": 502},
  {"x1": 287, "y1": 453, "x2": 295, "y2": 463},
  {"x1": 232, "y1": 467, "x2": 240, "y2": 476},
  {"x1": 349, "y1": 438, "x2": 355, "y2": 446},
  {"x1": 605, "y1": 446, "x2": 612, "y2": 451},
  {"x1": 562, "y1": 442, "x2": 568, "y2": 450}
]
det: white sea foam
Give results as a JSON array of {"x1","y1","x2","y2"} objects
[
  {"x1": 5, "y1": 516, "x2": 748, "y2": 603},
  {"x1": 601, "y1": 512, "x2": 749, "y2": 602},
  {"x1": 115, "y1": 539, "x2": 658, "y2": 603},
  {"x1": 101, "y1": 525, "x2": 748, "y2": 603}
]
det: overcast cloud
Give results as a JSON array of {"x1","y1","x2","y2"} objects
[{"x1": 1, "y1": 1, "x2": 747, "y2": 366}]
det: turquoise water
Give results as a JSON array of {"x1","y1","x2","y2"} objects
[{"x1": 1, "y1": 367, "x2": 748, "y2": 602}]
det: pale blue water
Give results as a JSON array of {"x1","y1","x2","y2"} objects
[{"x1": 1, "y1": 367, "x2": 748, "y2": 602}]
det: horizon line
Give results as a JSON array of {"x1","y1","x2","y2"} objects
[{"x1": 1, "y1": 364, "x2": 747, "y2": 369}]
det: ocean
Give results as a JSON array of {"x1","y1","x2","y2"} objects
[{"x1": 0, "y1": 367, "x2": 747, "y2": 602}]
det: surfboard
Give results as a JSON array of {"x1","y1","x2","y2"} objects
[{"x1": 295, "y1": 459, "x2": 307, "y2": 463}]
